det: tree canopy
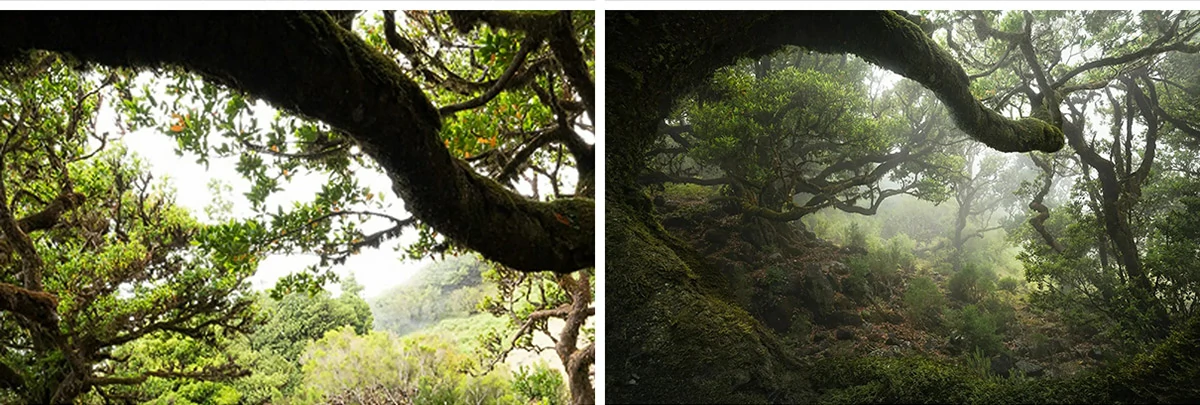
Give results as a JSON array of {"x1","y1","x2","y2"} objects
[
  {"x1": 608, "y1": 10, "x2": 1200, "y2": 403},
  {"x1": 0, "y1": 12, "x2": 594, "y2": 275},
  {"x1": 0, "y1": 10, "x2": 592, "y2": 403}
]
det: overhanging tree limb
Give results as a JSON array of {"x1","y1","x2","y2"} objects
[
  {"x1": 761, "y1": 11, "x2": 1066, "y2": 153},
  {"x1": 0, "y1": 12, "x2": 592, "y2": 273}
]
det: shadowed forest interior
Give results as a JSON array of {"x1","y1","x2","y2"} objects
[{"x1": 609, "y1": 10, "x2": 1200, "y2": 403}]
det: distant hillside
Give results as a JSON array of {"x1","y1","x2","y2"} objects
[{"x1": 368, "y1": 255, "x2": 494, "y2": 337}]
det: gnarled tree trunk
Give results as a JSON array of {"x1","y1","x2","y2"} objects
[{"x1": 607, "y1": 11, "x2": 1063, "y2": 402}]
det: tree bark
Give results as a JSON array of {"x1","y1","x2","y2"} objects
[
  {"x1": 608, "y1": 11, "x2": 1064, "y2": 402},
  {"x1": 0, "y1": 11, "x2": 592, "y2": 273}
]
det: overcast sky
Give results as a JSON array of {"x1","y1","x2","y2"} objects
[{"x1": 92, "y1": 95, "x2": 431, "y2": 298}]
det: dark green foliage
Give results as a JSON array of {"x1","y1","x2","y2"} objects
[
  {"x1": 812, "y1": 325, "x2": 1200, "y2": 405},
  {"x1": 996, "y1": 276, "x2": 1021, "y2": 293},
  {"x1": 948, "y1": 305, "x2": 1004, "y2": 357},
  {"x1": 251, "y1": 288, "x2": 373, "y2": 363},
  {"x1": 978, "y1": 296, "x2": 1017, "y2": 334},
  {"x1": 903, "y1": 276, "x2": 946, "y2": 329},
  {"x1": 846, "y1": 222, "x2": 869, "y2": 252},
  {"x1": 814, "y1": 355, "x2": 980, "y2": 404},
  {"x1": 842, "y1": 273, "x2": 871, "y2": 303},
  {"x1": 948, "y1": 264, "x2": 995, "y2": 304},
  {"x1": 1146, "y1": 196, "x2": 1200, "y2": 320},
  {"x1": 845, "y1": 240, "x2": 914, "y2": 300}
]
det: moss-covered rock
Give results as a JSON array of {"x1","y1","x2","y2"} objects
[{"x1": 607, "y1": 199, "x2": 813, "y2": 403}]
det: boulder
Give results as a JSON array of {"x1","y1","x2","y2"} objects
[
  {"x1": 703, "y1": 228, "x2": 730, "y2": 244},
  {"x1": 990, "y1": 352, "x2": 1015, "y2": 376},
  {"x1": 1015, "y1": 359, "x2": 1044, "y2": 377}
]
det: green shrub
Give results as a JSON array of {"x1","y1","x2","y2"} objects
[
  {"x1": 882, "y1": 237, "x2": 916, "y2": 271},
  {"x1": 902, "y1": 276, "x2": 946, "y2": 329},
  {"x1": 949, "y1": 305, "x2": 1004, "y2": 357},
  {"x1": 662, "y1": 183, "x2": 718, "y2": 199},
  {"x1": 812, "y1": 314, "x2": 1200, "y2": 404},
  {"x1": 784, "y1": 311, "x2": 815, "y2": 346},
  {"x1": 512, "y1": 362, "x2": 567, "y2": 405},
  {"x1": 996, "y1": 276, "x2": 1022, "y2": 292},
  {"x1": 979, "y1": 296, "x2": 1017, "y2": 334},
  {"x1": 296, "y1": 327, "x2": 519, "y2": 404},
  {"x1": 1028, "y1": 333, "x2": 1055, "y2": 358},
  {"x1": 846, "y1": 243, "x2": 910, "y2": 300},
  {"x1": 846, "y1": 222, "x2": 869, "y2": 251},
  {"x1": 843, "y1": 272, "x2": 870, "y2": 303},
  {"x1": 949, "y1": 264, "x2": 995, "y2": 304}
]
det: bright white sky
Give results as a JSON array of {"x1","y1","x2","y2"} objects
[{"x1": 97, "y1": 100, "x2": 429, "y2": 299}]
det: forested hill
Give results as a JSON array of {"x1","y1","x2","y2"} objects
[{"x1": 369, "y1": 255, "x2": 493, "y2": 337}]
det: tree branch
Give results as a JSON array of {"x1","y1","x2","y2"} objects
[
  {"x1": 0, "y1": 12, "x2": 592, "y2": 273},
  {"x1": 438, "y1": 34, "x2": 544, "y2": 116}
]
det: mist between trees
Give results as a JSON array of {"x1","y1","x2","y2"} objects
[{"x1": 611, "y1": 10, "x2": 1200, "y2": 403}]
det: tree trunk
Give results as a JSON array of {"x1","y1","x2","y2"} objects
[
  {"x1": 607, "y1": 11, "x2": 1065, "y2": 402},
  {"x1": 0, "y1": 12, "x2": 593, "y2": 274}
]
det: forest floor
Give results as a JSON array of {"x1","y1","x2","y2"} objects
[{"x1": 650, "y1": 187, "x2": 1111, "y2": 380}]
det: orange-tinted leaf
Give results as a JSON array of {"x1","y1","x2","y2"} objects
[{"x1": 554, "y1": 212, "x2": 571, "y2": 225}]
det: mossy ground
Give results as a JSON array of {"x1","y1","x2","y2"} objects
[
  {"x1": 611, "y1": 185, "x2": 1200, "y2": 404},
  {"x1": 606, "y1": 196, "x2": 812, "y2": 403}
]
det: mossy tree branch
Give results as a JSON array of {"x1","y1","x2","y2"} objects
[
  {"x1": 0, "y1": 11, "x2": 592, "y2": 273},
  {"x1": 610, "y1": 11, "x2": 1065, "y2": 193},
  {"x1": 607, "y1": 10, "x2": 1071, "y2": 402}
]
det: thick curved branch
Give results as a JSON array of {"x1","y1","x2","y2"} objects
[
  {"x1": 1052, "y1": 41, "x2": 1200, "y2": 89},
  {"x1": 547, "y1": 11, "x2": 596, "y2": 121},
  {"x1": 633, "y1": 12, "x2": 1065, "y2": 159},
  {"x1": 439, "y1": 34, "x2": 544, "y2": 116},
  {"x1": 447, "y1": 11, "x2": 595, "y2": 121},
  {"x1": 1124, "y1": 73, "x2": 1160, "y2": 184},
  {"x1": 9, "y1": 191, "x2": 86, "y2": 237},
  {"x1": 636, "y1": 171, "x2": 730, "y2": 187},
  {"x1": 790, "y1": 12, "x2": 1064, "y2": 152},
  {"x1": 0, "y1": 12, "x2": 592, "y2": 273},
  {"x1": 0, "y1": 282, "x2": 59, "y2": 336},
  {"x1": 0, "y1": 125, "x2": 46, "y2": 291},
  {"x1": 1027, "y1": 153, "x2": 1065, "y2": 254}
]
